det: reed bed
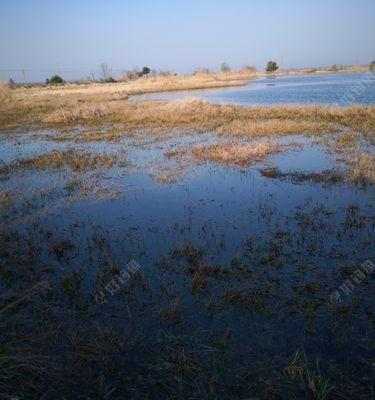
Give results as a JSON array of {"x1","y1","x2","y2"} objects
[{"x1": 1, "y1": 84, "x2": 375, "y2": 137}]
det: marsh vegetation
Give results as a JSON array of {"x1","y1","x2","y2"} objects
[{"x1": 0, "y1": 75, "x2": 374, "y2": 399}]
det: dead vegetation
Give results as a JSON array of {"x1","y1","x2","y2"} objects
[
  {"x1": 191, "y1": 141, "x2": 283, "y2": 167},
  {"x1": 0, "y1": 82, "x2": 13, "y2": 105},
  {"x1": 148, "y1": 159, "x2": 187, "y2": 183},
  {"x1": 1, "y1": 149, "x2": 120, "y2": 176},
  {"x1": 215, "y1": 119, "x2": 340, "y2": 137},
  {"x1": 259, "y1": 151, "x2": 375, "y2": 187},
  {"x1": 336, "y1": 131, "x2": 357, "y2": 147},
  {"x1": 0, "y1": 83, "x2": 373, "y2": 187},
  {"x1": 39, "y1": 71, "x2": 253, "y2": 97},
  {"x1": 1, "y1": 87, "x2": 375, "y2": 140},
  {"x1": 347, "y1": 153, "x2": 375, "y2": 186}
]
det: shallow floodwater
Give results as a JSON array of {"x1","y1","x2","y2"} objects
[
  {"x1": 1, "y1": 122, "x2": 374, "y2": 399},
  {"x1": 133, "y1": 72, "x2": 375, "y2": 105}
]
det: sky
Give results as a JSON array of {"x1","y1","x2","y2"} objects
[{"x1": 0, "y1": 0, "x2": 374, "y2": 82}]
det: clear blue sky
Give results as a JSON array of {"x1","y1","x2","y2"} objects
[{"x1": 1, "y1": 0, "x2": 374, "y2": 82}]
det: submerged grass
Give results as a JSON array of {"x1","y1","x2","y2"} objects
[
  {"x1": 259, "y1": 166, "x2": 344, "y2": 185},
  {"x1": 284, "y1": 350, "x2": 334, "y2": 400},
  {"x1": 0, "y1": 180, "x2": 374, "y2": 398},
  {"x1": 259, "y1": 150, "x2": 375, "y2": 187},
  {"x1": 1, "y1": 149, "x2": 120, "y2": 176}
]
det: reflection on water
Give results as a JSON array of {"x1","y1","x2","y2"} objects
[{"x1": 1, "y1": 124, "x2": 374, "y2": 398}]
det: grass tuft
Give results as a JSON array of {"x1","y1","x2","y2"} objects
[{"x1": 191, "y1": 141, "x2": 283, "y2": 167}]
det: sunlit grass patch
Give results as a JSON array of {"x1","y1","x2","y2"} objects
[
  {"x1": 0, "y1": 149, "x2": 123, "y2": 182},
  {"x1": 215, "y1": 119, "x2": 340, "y2": 137},
  {"x1": 16, "y1": 150, "x2": 119, "y2": 172},
  {"x1": 2, "y1": 84, "x2": 375, "y2": 138},
  {"x1": 191, "y1": 140, "x2": 284, "y2": 167},
  {"x1": 336, "y1": 131, "x2": 358, "y2": 147},
  {"x1": 347, "y1": 153, "x2": 375, "y2": 186},
  {"x1": 0, "y1": 82, "x2": 13, "y2": 104}
]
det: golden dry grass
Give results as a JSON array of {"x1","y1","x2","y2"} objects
[
  {"x1": 6, "y1": 71, "x2": 252, "y2": 101},
  {"x1": 1, "y1": 82, "x2": 375, "y2": 140},
  {"x1": 148, "y1": 160, "x2": 187, "y2": 183},
  {"x1": 1, "y1": 149, "x2": 119, "y2": 175},
  {"x1": 347, "y1": 153, "x2": 375, "y2": 186},
  {"x1": 215, "y1": 119, "x2": 340, "y2": 137},
  {"x1": 0, "y1": 82, "x2": 13, "y2": 105},
  {"x1": 191, "y1": 141, "x2": 283, "y2": 166},
  {"x1": 336, "y1": 131, "x2": 357, "y2": 147},
  {"x1": 47, "y1": 100, "x2": 375, "y2": 138}
]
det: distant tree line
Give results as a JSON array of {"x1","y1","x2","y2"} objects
[{"x1": 11, "y1": 59, "x2": 374, "y2": 86}]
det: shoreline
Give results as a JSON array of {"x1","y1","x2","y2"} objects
[{"x1": 1, "y1": 72, "x2": 374, "y2": 131}]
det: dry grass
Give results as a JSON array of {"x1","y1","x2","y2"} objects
[
  {"x1": 2, "y1": 81, "x2": 375, "y2": 138},
  {"x1": 5, "y1": 71, "x2": 251, "y2": 101},
  {"x1": 48, "y1": 100, "x2": 375, "y2": 138},
  {"x1": 347, "y1": 153, "x2": 375, "y2": 186},
  {"x1": 1, "y1": 83, "x2": 373, "y2": 187},
  {"x1": 164, "y1": 146, "x2": 188, "y2": 159},
  {"x1": 336, "y1": 131, "x2": 357, "y2": 147},
  {"x1": 1, "y1": 149, "x2": 119, "y2": 175},
  {"x1": 0, "y1": 88, "x2": 373, "y2": 141},
  {"x1": 215, "y1": 119, "x2": 340, "y2": 137},
  {"x1": 0, "y1": 82, "x2": 13, "y2": 105},
  {"x1": 191, "y1": 141, "x2": 283, "y2": 167},
  {"x1": 148, "y1": 160, "x2": 187, "y2": 183}
]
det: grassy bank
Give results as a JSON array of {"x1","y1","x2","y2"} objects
[
  {"x1": 1, "y1": 83, "x2": 375, "y2": 133},
  {"x1": 1, "y1": 81, "x2": 374, "y2": 188}
]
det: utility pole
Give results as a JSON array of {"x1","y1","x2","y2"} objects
[{"x1": 22, "y1": 69, "x2": 27, "y2": 83}]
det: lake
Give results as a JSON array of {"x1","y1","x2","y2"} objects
[{"x1": 133, "y1": 72, "x2": 375, "y2": 105}]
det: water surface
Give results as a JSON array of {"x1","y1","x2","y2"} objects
[
  {"x1": 133, "y1": 72, "x2": 375, "y2": 105},
  {"x1": 1, "y1": 125, "x2": 374, "y2": 399}
]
